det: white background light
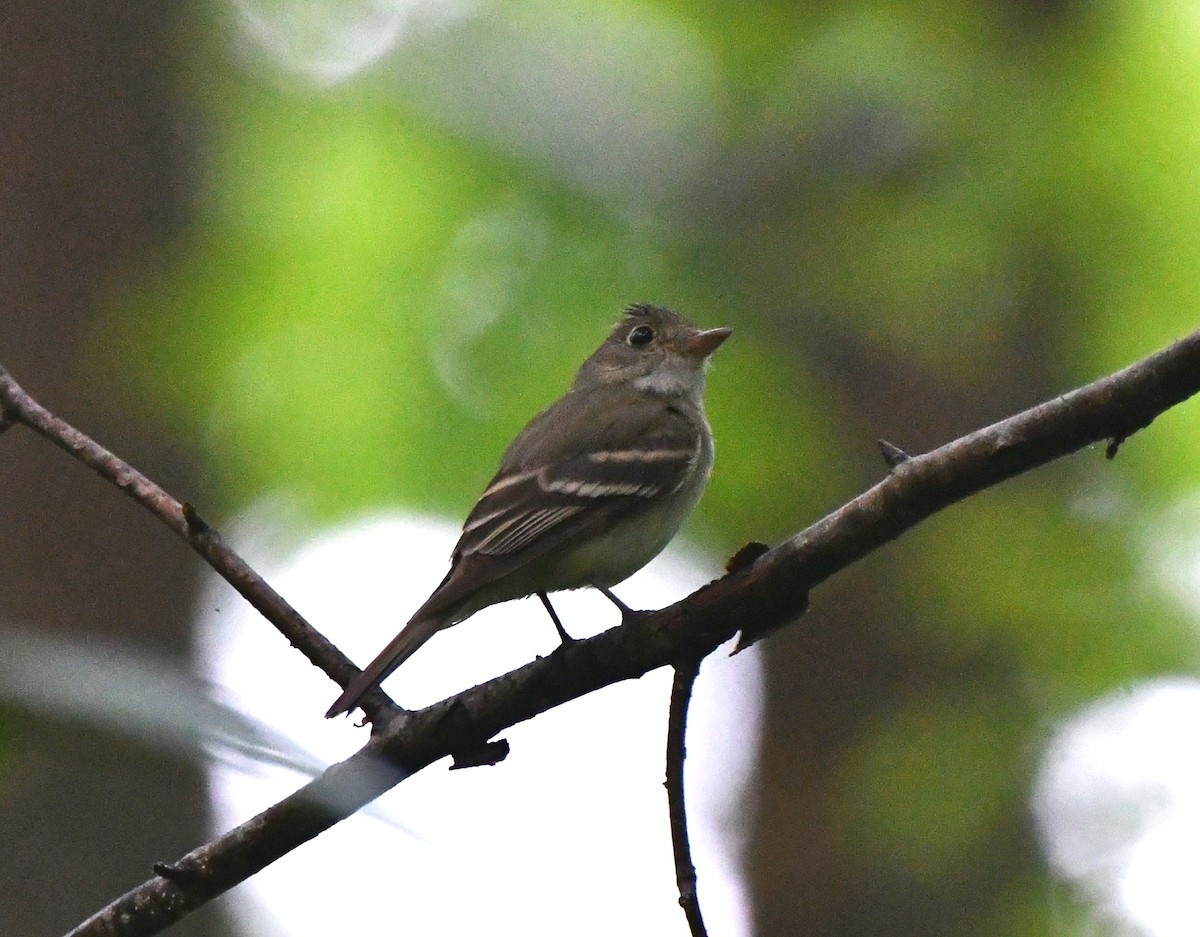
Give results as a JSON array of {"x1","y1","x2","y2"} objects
[
  {"x1": 1033, "y1": 678, "x2": 1200, "y2": 937},
  {"x1": 197, "y1": 508, "x2": 762, "y2": 937}
]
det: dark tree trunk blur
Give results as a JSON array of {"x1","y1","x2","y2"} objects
[{"x1": 0, "y1": 4, "x2": 231, "y2": 935}]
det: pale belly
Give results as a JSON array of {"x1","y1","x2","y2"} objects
[{"x1": 453, "y1": 470, "x2": 710, "y2": 620}]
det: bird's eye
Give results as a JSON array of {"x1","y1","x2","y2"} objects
[{"x1": 627, "y1": 325, "x2": 655, "y2": 347}]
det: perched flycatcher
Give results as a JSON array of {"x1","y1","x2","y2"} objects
[{"x1": 326, "y1": 304, "x2": 730, "y2": 718}]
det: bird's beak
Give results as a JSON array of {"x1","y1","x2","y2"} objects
[{"x1": 685, "y1": 327, "x2": 732, "y2": 360}]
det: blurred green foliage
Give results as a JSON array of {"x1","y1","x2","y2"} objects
[{"x1": 97, "y1": 1, "x2": 1200, "y2": 934}]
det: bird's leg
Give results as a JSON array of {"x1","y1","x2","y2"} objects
[
  {"x1": 598, "y1": 587, "x2": 638, "y2": 623},
  {"x1": 537, "y1": 592, "x2": 574, "y2": 644}
]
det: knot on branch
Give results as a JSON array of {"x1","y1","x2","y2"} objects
[{"x1": 450, "y1": 738, "x2": 510, "y2": 769}]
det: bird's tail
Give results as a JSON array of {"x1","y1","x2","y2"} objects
[{"x1": 324, "y1": 613, "x2": 446, "y2": 718}]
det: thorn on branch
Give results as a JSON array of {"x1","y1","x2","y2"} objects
[
  {"x1": 182, "y1": 502, "x2": 212, "y2": 535},
  {"x1": 450, "y1": 738, "x2": 510, "y2": 769},
  {"x1": 1106, "y1": 413, "x2": 1157, "y2": 459},
  {"x1": 152, "y1": 861, "x2": 201, "y2": 890},
  {"x1": 725, "y1": 541, "x2": 769, "y2": 575},
  {"x1": 436, "y1": 699, "x2": 509, "y2": 768},
  {"x1": 877, "y1": 438, "x2": 911, "y2": 468}
]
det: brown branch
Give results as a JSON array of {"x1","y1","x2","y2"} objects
[
  {"x1": 666, "y1": 659, "x2": 708, "y2": 937},
  {"x1": 0, "y1": 366, "x2": 400, "y2": 724},
  {"x1": 11, "y1": 325, "x2": 1199, "y2": 936}
]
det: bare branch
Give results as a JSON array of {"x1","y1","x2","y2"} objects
[
  {"x1": 14, "y1": 325, "x2": 1200, "y2": 936},
  {"x1": 0, "y1": 366, "x2": 400, "y2": 724},
  {"x1": 666, "y1": 659, "x2": 708, "y2": 937}
]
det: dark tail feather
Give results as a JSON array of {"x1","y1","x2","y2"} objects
[{"x1": 324, "y1": 614, "x2": 445, "y2": 718}]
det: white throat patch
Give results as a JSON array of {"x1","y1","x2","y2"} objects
[{"x1": 633, "y1": 359, "x2": 703, "y2": 398}]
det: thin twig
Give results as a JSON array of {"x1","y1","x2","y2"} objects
[
  {"x1": 0, "y1": 366, "x2": 400, "y2": 724},
  {"x1": 25, "y1": 326, "x2": 1200, "y2": 935},
  {"x1": 666, "y1": 659, "x2": 708, "y2": 937}
]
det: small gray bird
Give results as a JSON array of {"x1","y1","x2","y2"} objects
[{"x1": 326, "y1": 304, "x2": 730, "y2": 718}]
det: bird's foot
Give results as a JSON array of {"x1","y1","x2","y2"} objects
[{"x1": 599, "y1": 587, "x2": 641, "y2": 624}]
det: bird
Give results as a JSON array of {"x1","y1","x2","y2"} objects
[{"x1": 326, "y1": 304, "x2": 730, "y2": 718}]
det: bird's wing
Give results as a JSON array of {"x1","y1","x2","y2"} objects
[{"x1": 459, "y1": 432, "x2": 702, "y2": 560}]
